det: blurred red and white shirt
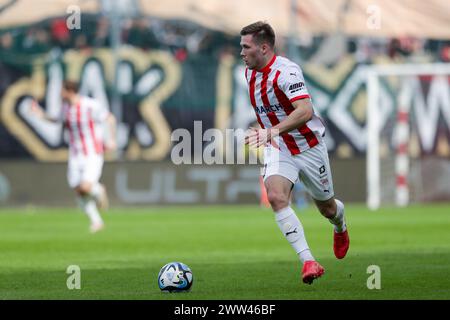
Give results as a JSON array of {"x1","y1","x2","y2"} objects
[{"x1": 61, "y1": 96, "x2": 109, "y2": 158}]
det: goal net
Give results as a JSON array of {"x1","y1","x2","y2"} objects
[{"x1": 366, "y1": 63, "x2": 450, "y2": 210}]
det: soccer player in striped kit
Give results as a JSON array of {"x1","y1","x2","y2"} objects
[
  {"x1": 241, "y1": 22, "x2": 350, "y2": 284},
  {"x1": 32, "y1": 80, "x2": 117, "y2": 233}
]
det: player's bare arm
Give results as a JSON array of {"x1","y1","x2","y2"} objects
[
  {"x1": 245, "y1": 98, "x2": 313, "y2": 148},
  {"x1": 104, "y1": 112, "x2": 118, "y2": 151}
]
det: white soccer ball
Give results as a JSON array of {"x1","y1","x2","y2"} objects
[{"x1": 158, "y1": 262, "x2": 193, "y2": 292}]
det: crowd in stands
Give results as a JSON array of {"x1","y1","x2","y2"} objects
[
  {"x1": 0, "y1": 14, "x2": 234, "y2": 64},
  {"x1": 1, "y1": 14, "x2": 449, "y2": 66}
]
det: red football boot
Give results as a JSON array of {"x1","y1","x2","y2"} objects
[
  {"x1": 333, "y1": 229, "x2": 350, "y2": 259},
  {"x1": 302, "y1": 261, "x2": 325, "y2": 285}
]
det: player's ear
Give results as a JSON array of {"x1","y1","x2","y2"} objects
[{"x1": 261, "y1": 43, "x2": 267, "y2": 54}]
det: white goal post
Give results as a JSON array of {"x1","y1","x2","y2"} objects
[{"x1": 366, "y1": 63, "x2": 450, "y2": 210}]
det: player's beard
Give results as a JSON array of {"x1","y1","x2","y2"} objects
[{"x1": 246, "y1": 61, "x2": 257, "y2": 70}]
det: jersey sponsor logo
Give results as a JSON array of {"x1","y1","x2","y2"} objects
[
  {"x1": 255, "y1": 104, "x2": 283, "y2": 114},
  {"x1": 289, "y1": 82, "x2": 305, "y2": 93}
]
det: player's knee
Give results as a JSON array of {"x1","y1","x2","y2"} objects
[
  {"x1": 318, "y1": 201, "x2": 337, "y2": 218},
  {"x1": 267, "y1": 190, "x2": 289, "y2": 210},
  {"x1": 75, "y1": 187, "x2": 84, "y2": 196},
  {"x1": 77, "y1": 182, "x2": 91, "y2": 195}
]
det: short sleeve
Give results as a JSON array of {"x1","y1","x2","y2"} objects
[{"x1": 277, "y1": 65, "x2": 310, "y2": 103}]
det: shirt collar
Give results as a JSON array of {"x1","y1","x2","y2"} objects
[{"x1": 257, "y1": 55, "x2": 276, "y2": 73}]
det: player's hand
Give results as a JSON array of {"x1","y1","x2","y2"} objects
[
  {"x1": 105, "y1": 139, "x2": 117, "y2": 152},
  {"x1": 245, "y1": 127, "x2": 274, "y2": 148}
]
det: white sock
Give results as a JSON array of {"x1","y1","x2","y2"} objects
[
  {"x1": 329, "y1": 199, "x2": 346, "y2": 233},
  {"x1": 298, "y1": 249, "x2": 315, "y2": 264},
  {"x1": 77, "y1": 196, "x2": 103, "y2": 225},
  {"x1": 89, "y1": 182, "x2": 103, "y2": 201},
  {"x1": 275, "y1": 206, "x2": 315, "y2": 263}
]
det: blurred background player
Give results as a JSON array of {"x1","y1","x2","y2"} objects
[
  {"x1": 242, "y1": 21, "x2": 349, "y2": 284},
  {"x1": 31, "y1": 80, "x2": 117, "y2": 233}
]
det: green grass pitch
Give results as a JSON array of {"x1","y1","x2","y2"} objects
[{"x1": 0, "y1": 204, "x2": 449, "y2": 299}]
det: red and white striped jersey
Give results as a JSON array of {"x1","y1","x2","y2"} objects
[
  {"x1": 245, "y1": 55, "x2": 325, "y2": 155},
  {"x1": 61, "y1": 96, "x2": 109, "y2": 157}
]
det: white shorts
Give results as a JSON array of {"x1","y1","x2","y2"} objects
[
  {"x1": 67, "y1": 155, "x2": 104, "y2": 189},
  {"x1": 262, "y1": 142, "x2": 334, "y2": 201}
]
